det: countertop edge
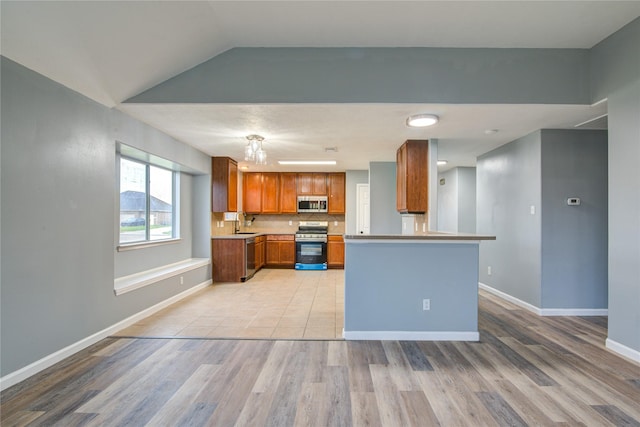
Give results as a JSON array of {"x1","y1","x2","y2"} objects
[{"x1": 344, "y1": 234, "x2": 496, "y2": 241}]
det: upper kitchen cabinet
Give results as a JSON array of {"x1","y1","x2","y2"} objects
[
  {"x1": 327, "y1": 172, "x2": 346, "y2": 214},
  {"x1": 261, "y1": 173, "x2": 280, "y2": 213},
  {"x1": 243, "y1": 172, "x2": 280, "y2": 214},
  {"x1": 396, "y1": 140, "x2": 429, "y2": 214},
  {"x1": 243, "y1": 172, "x2": 263, "y2": 213},
  {"x1": 279, "y1": 172, "x2": 298, "y2": 213},
  {"x1": 211, "y1": 157, "x2": 238, "y2": 212},
  {"x1": 297, "y1": 173, "x2": 327, "y2": 195}
]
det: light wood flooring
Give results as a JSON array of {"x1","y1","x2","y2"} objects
[
  {"x1": 114, "y1": 269, "x2": 344, "y2": 340},
  {"x1": 2, "y1": 287, "x2": 639, "y2": 426}
]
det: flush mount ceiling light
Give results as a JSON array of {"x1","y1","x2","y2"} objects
[
  {"x1": 278, "y1": 160, "x2": 337, "y2": 166},
  {"x1": 437, "y1": 160, "x2": 448, "y2": 166},
  {"x1": 406, "y1": 114, "x2": 439, "y2": 127},
  {"x1": 244, "y1": 134, "x2": 267, "y2": 165}
]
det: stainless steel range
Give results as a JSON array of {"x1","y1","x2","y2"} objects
[{"x1": 295, "y1": 221, "x2": 328, "y2": 270}]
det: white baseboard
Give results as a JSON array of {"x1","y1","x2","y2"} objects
[
  {"x1": 343, "y1": 331, "x2": 479, "y2": 341},
  {"x1": 0, "y1": 279, "x2": 212, "y2": 392},
  {"x1": 478, "y1": 283, "x2": 608, "y2": 316},
  {"x1": 606, "y1": 338, "x2": 640, "y2": 364}
]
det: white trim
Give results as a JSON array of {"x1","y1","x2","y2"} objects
[
  {"x1": 479, "y1": 283, "x2": 542, "y2": 314},
  {"x1": 343, "y1": 331, "x2": 479, "y2": 341},
  {"x1": 114, "y1": 258, "x2": 209, "y2": 296},
  {"x1": 605, "y1": 339, "x2": 640, "y2": 364},
  {"x1": 0, "y1": 279, "x2": 212, "y2": 391},
  {"x1": 539, "y1": 308, "x2": 608, "y2": 316},
  {"x1": 478, "y1": 283, "x2": 608, "y2": 316},
  {"x1": 117, "y1": 238, "x2": 182, "y2": 252}
]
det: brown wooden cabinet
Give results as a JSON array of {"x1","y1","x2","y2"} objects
[
  {"x1": 243, "y1": 172, "x2": 263, "y2": 213},
  {"x1": 297, "y1": 173, "x2": 327, "y2": 195},
  {"x1": 327, "y1": 235, "x2": 345, "y2": 268},
  {"x1": 279, "y1": 172, "x2": 298, "y2": 213},
  {"x1": 265, "y1": 234, "x2": 295, "y2": 268},
  {"x1": 212, "y1": 238, "x2": 245, "y2": 282},
  {"x1": 255, "y1": 235, "x2": 266, "y2": 270},
  {"x1": 261, "y1": 173, "x2": 280, "y2": 213},
  {"x1": 211, "y1": 157, "x2": 238, "y2": 212},
  {"x1": 327, "y1": 172, "x2": 346, "y2": 214},
  {"x1": 396, "y1": 140, "x2": 429, "y2": 214}
]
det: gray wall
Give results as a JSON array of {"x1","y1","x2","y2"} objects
[
  {"x1": 540, "y1": 130, "x2": 608, "y2": 309},
  {"x1": 477, "y1": 132, "x2": 542, "y2": 306},
  {"x1": 345, "y1": 170, "x2": 369, "y2": 235},
  {"x1": 591, "y1": 17, "x2": 640, "y2": 353},
  {"x1": 0, "y1": 57, "x2": 211, "y2": 376},
  {"x1": 477, "y1": 129, "x2": 609, "y2": 311},
  {"x1": 345, "y1": 242, "x2": 479, "y2": 333},
  {"x1": 369, "y1": 162, "x2": 402, "y2": 234},
  {"x1": 128, "y1": 47, "x2": 590, "y2": 105},
  {"x1": 437, "y1": 167, "x2": 476, "y2": 233}
]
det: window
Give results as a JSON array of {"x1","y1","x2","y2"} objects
[{"x1": 119, "y1": 156, "x2": 178, "y2": 245}]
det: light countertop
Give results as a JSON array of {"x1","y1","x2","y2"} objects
[{"x1": 344, "y1": 232, "x2": 495, "y2": 241}]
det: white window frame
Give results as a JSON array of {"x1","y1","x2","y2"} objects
[{"x1": 116, "y1": 145, "x2": 181, "y2": 251}]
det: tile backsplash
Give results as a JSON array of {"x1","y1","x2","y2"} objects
[{"x1": 211, "y1": 213, "x2": 345, "y2": 235}]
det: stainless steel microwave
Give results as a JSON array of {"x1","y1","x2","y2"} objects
[{"x1": 297, "y1": 196, "x2": 328, "y2": 213}]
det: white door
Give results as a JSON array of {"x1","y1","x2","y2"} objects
[{"x1": 356, "y1": 183, "x2": 370, "y2": 235}]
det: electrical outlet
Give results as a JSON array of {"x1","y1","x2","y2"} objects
[
  {"x1": 530, "y1": 205, "x2": 536, "y2": 215},
  {"x1": 289, "y1": 220, "x2": 292, "y2": 226},
  {"x1": 422, "y1": 222, "x2": 426, "y2": 232},
  {"x1": 334, "y1": 220, "x2": 338, "y2": 226},
  {"x1": 423, "y1": 299, "x2": 430, "y2": 311},
  {"x1": 180, "y1": 276, "x2": 184, "y2": 285},
  {"x1": 488, "y1": 266, "x2": 492, "y2": 276}
]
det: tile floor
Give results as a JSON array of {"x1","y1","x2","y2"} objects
[{"x1": 113, "y1": 268, "x2": 345, "y2": 340}]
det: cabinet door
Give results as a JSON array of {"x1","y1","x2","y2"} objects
[
  {"x1": 297, "y1": 173, "x2": 313, "y2": 195},
  {"x1": 279, "y1": 173, "x2": 298, "y2": 213},
  {"x1": 327, "y1": 173, "x2": 345, "y2": 214},
  {"x1": 211, "y1": 157, "x2": 238, "y2": 212},
  {"x1": 266, "y1": 240, "x2": 280, "y2": 265},
  {"x1": 279, "y1": 241, "x2": 296, "y2": 266},
  {"x1": 255, "y1": 240, "x2": 265, "y2": 270},
  {"x1": 396, "y1": 144, "x2": 407, "y2": 212},
  {"x1": 312, "y1": 173, "x2": 327, "y2": 195},
  {"x1": 327, "y1": 235, "x2": 345, "y2": 268},
  {"x1": 261, "y1": 173, "x2": 280, "y2": 213},
  {"x1": 243, "y1": 172, "x2": 262, "y2": 213},
  {"x1": 397, "y1": 140, "x2": 428, "y2": 213}
]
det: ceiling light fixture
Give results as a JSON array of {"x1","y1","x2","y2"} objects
[
  {"x1": 406, "y1": 114, "x2": 439, "y2": 127},
  {"x1": 437, "y1": 160, "x2": 448, "y2": 166},
  {"x1": 278, "y1": 160, "x2": 337, "y2": 166},
  {"x1": 244, "y1": 134, "x2": 267, "y2": 165}
]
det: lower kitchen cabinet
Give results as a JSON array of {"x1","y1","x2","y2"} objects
[
  {"x1": 265, "y1": 234, "x2": 295, "y2": 268},
  {"x1": 327, "y1": 235, "x2": 345, "y2": 268},
  {"x1": 212, "y1": 238, "x2": 246, "y2": 282},
  {"x1": 255, "y1": 235, "x2": 266, "y2": 270}
]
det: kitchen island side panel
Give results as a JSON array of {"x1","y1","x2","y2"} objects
[{"x1": 344, "y1": 241, "x2": 479, "y2": 336}]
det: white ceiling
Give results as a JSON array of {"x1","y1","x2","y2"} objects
[{"x1": 2, "y1": 1, "x2": 637, "y2": 171}]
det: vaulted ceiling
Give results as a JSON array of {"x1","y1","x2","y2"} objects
[{"x1": 2, "y1": 1, "x2": 638, "y2": 171}]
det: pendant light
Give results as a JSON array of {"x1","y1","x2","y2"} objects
[{"x1": 244, "y1": 134, "x2": 266, "y2": 164}]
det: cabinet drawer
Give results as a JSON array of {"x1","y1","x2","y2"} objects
[{"x1": 266, "y1": 234, "x2": 294, "y2": 241}]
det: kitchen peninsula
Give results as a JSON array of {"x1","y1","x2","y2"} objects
[{"x1": 343, "y1": 232, "x2": 495, "y2": 341}]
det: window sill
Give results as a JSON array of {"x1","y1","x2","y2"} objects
[
  {"x1": 117, "y1": 238, "x2": 182, "y2": 252},
  {"x1": 114, "y1": 258, "x2": 210, "y2": 296}
]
